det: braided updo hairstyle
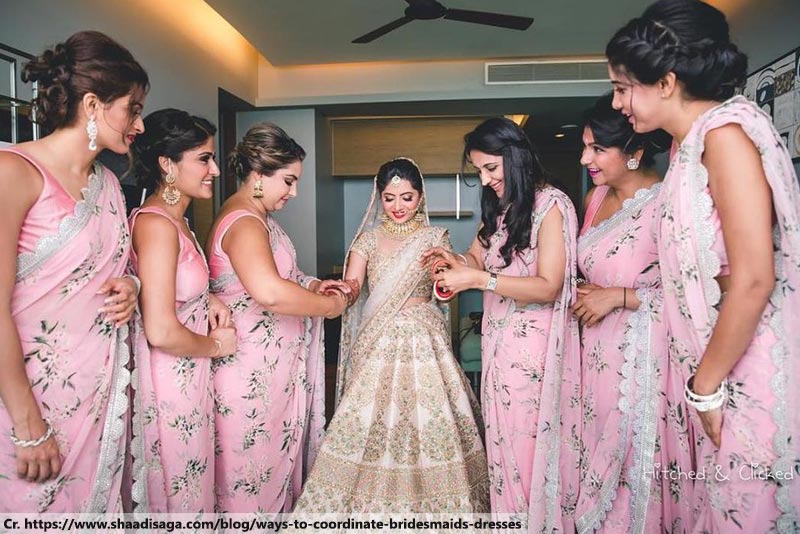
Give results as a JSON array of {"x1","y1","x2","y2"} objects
[
  {"x1": 583, "y1": 93, "x2": 671, "y2": 168},
  {"x1": 606, "y1": 0, "x2": 747, "y2": 101},
  {"x1": 228, "y1": 122, "x2": 305, "y2": 183},
  {"x1": 22, "y1": 30, "x2": 149, "y2": 131},
  {"x1": 130, "y1": 108, "x2": 216, "y2": 193}
]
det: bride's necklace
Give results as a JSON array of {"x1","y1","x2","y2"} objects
[{"x1": 380, "y1": 217, "x2": 421, "y2": 237}]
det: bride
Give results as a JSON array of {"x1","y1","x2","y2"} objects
[{"x1": 291, "y1": 157, "x2": 489, "y2": 513}]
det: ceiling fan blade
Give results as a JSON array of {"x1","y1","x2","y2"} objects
[
  {"x1": 352, "y1": 16, "x2": 414, "y2": 43},
  {"x1": 443, "y1": 9, "x2": 533, "y2": 31}
]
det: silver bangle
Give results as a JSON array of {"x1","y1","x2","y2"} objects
[
  {"x1": 684, "y1": 375, "x2": 727, "y2": 412},
  {"x1": 10, "y1": 419, "x2": 54, "y2": 448},
  {"x1": 127, "y1": 274, "x2": 142, "y2": 296}
]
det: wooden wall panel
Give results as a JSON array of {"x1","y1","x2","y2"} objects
[{"x1": 332, "y1": 117, "x2": 489, "y2": 176}]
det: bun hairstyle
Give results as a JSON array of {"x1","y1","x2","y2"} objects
[
  {"x1": 228, "y1": 122, "x2": 305, "y2": 182},
  {"x1": 606, "y1": 0, "x2": 747, "y2": 101},
  {"x1": 464, "y1": 117, "x2": 548, "y2": 268},
  {"x1": 583, "y1": 93, "x2": 671, "y2": 168},
  {"x1": 130, "y1": 108, "x2": 216, "y2": 192},
  {"x1": 376, "y1": 158, "x2": 423, "y2": 194},
  {"x1": 22, "y1": 30, "x2": 149, "y2": 131}
]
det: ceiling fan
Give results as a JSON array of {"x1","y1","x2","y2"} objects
[{"x1": 352, "y1": 0, "x2": 534, "y2": 44}]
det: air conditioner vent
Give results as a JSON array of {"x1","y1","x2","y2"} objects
[{"x1": 485, "y1": 59, "x2": 609, "y2": 85}]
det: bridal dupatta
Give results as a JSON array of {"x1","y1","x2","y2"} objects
[
  {"x1": 659, "y1": 96, "x2": 800, "y2": 533},
  {"x1": 0, "y1": 149, "x2": 131, "y2": 513}
]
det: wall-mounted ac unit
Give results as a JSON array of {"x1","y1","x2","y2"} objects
[{"x1": 485, "y1": 58, "x2": 609, "y2": 85}]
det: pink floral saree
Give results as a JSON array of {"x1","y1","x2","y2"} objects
[
  {"x1": 481, "y1": 186, "x2": 582, "y2": 531},
  {"x1": 575, "y1": 183, "x2": 696, "y2": 533},
  {"x1": 208, "y1": 211, "x2": 325, "y2": 513},
  {"x1": 0, "y1": 149, "x2": 132, "y2": 513},
  {"x1": 659, "y1": 96, "x2": 800, "y2": 533}
]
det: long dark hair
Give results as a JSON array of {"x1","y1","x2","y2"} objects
[
  {"x1": 130, "y1": 108, "x2": 216, "y2": 192},
  {"x1": 464, "y1": 117, "x2": 547, "y2": 267},
  {"x1": 606, "y1": 0, "x2": 747, "y2": 101},
  {"x1": 584, "y1": 93, "x2": 671, "y2": 167}
]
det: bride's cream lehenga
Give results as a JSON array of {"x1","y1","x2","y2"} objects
[{"x1": 291, "y1": 170, "x2": 490, "y2": 514}]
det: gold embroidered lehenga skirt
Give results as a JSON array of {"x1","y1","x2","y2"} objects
[{"x1": 292, "y1": 302, "x2": 490, "y2": 513}]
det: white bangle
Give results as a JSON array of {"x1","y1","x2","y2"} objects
[
  {"x1": 456, "y1": 253, "x2": 468, "y2": 266},
  {"x1": 684, "y1": 375, "x2": 727, "y2": 412},
  {"x1": 127, "y1": 274, "x2": 142, "y2": 296},
  {"x1": 10, "y1": 419, "x2": 54, "y2": 448}
]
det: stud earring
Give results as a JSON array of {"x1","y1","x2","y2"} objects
[
  {"x1": 626, "y1": 157, "x2": 640, "y2": 171},
  {"x1": 252, "y1": 179, "x2": 264, "y2": 199},
  {"x1": 161, "y1": 168, "x2": 181, "y2": 205},
  {"x1": 86, "y1": 116, "x2": 98, "y2": 151}
]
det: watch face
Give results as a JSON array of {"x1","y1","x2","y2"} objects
[{"x1": 486, "y1": 273, "x2": 498, "y2": 291}]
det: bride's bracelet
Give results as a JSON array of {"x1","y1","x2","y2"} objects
[
  {"x1": 10, "y1": 419, "x2": 54, "y2": 448},
  {"x1": 684, "y1": 375, "x2": 727, "y2": 412}
]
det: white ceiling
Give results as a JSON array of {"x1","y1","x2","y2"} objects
[{"x1": 205, "y1": 0, "x2": 652, "y2": 66}]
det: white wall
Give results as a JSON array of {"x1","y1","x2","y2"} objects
[
  {"x1": 1, "y1": 0, "x2": 259, "y2": 117},
  {"x1": 236, "y1": 109, "x2": 319, "y2": 276},
  {"x1": 257, "y1": 55, "x2": 610, "y2": 107},
  {"x1": 0, "y1": 0, "x2": 261, "y2": 242}
]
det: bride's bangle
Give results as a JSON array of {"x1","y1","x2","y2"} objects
[
  {"x1": 11, "y1": 419, "x2": 54, "y2": 448},
  {"x1": 684, "y1": 375, "x2": 727, "y2": 412}
]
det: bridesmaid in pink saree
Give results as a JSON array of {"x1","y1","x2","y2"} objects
[
  {"x1": 573, "y1": 95, "x2": 696, "y2": 533},
  {"x1": 0, "y1": 31, "x2": 147, "y2": 512},
  {"x1": 424, "y1": 118, "x2": 582, "y2": 531},
  {"x1": 206, "y1": 123, "x2": 348, "y2": 513},
  {"x1": 128, "y1": 109, "x2": 236, "y2": 512},
  {"x1": 607, "y1": 1, "x2": 800, "y2": 532}
]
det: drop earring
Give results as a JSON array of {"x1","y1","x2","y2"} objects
[
  {"x1": 253, "y1": 178, "x2": 264, "y2": 199},
  {"x1": 161, "y1": 166, "x2": 181, "y2": 205},
  {"x1": 86, "y1": 116, "x2": 98, "y2": 151}
]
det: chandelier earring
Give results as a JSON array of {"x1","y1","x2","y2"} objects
[
  {"x1": 414, "y1": 198, "x2": 425, "y2": 222},
  {"x1": 161, "y1": 165, "x2": 181, "y2": 205},
  {"x1": 86, "y1": 116, "x2": 98, "y2": 151},
  {"x1": 626, "y1": 157, "x2": 640, "y2": 171},
  {"x1": 253, "y1": 178, "x2": 264, "y2": 199}
]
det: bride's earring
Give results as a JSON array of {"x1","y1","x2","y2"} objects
[{"x1": 414, "y1": 198, "x2": 425, "y2": 221}]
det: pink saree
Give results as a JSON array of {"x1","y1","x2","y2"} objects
[
  {"x1": 128, "y1": 207, "x2": 215, "y2": 513},
  {"x1": 659, "y1": 96, "x2": 800, "y2": 533},
  {"x1": 575, "y1": 183, "x2": 696, "y2": 533},
  {"x1": 481, "y1": 186, "x2": 582, "y2": 531},
  {"x1": 0, "y1": 148, "x2": 132, "y2": 513},
  {"x1": 208, "y1": 210, "x2": 325, "y2": 513}
]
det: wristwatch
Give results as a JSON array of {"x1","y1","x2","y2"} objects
[{"x1": 485, "y1": 272, "x2": 498, "y2": 292}]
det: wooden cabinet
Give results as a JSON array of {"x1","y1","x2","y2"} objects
[{"x1": 331, "y1": 116, "x2": 489, "y2": 176}]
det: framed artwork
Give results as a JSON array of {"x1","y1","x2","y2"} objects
[{"x1": 743, "y1": 46, "x2": 800, "y2": 161}]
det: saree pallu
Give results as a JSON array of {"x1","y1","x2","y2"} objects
[
  {"x1": 481, "y1": 187, "x2": 581, "y2": 532},
  {"x1": 291, "y1": 226, "x2": 489, "y2": 514},
  {"x1": 575, "y1": 183, "x2": 696, "y2": 534},
  {"x1": 659, "y1": 96, "x2": 800, "y2": 533},
  {"x1": 0, "y1": 149, "x2": 131, "y2": 513},
  {"x1": 208, "y1": 211, "x2": 324, "y2": 513},
  {"x1": 128, "y1": 207, "x2": 215, "y2": 513}
]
